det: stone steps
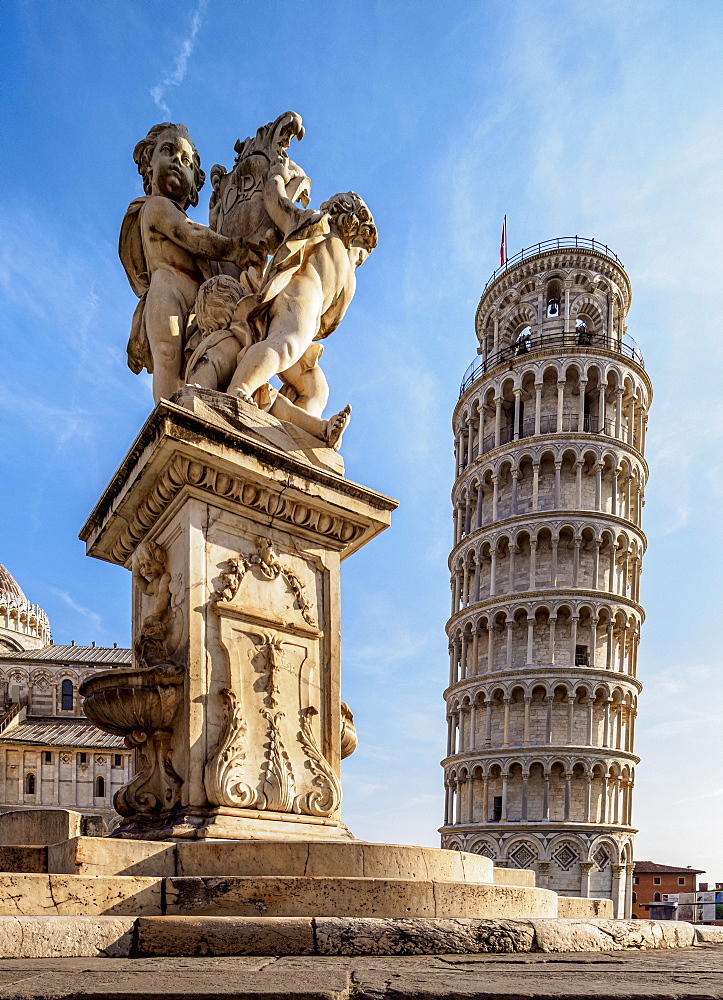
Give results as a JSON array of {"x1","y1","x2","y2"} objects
[
  {"x1": 0, "y1": 915, "x2": 717, "y2": 960},
  {"x1": 0, "y1": 873, "x2": 556, "y2": 919},
  {"x1": 46, "y1": 837, "x2": 502, "y2": 882}
]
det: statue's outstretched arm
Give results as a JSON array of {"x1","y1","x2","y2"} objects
[
  {"x1": 152, "y1": 199, "x2": 258, "y2": 267},
  {"x1": 263, "y1": 171, "x2": 317, "y2": 241}
]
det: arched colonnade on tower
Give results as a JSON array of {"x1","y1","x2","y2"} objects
[
  {"x1": 445, "y1": 677, "x2": 638, "y2": 760},
  {"x1": 454, "y1": 359, "x2": 649, "y2": 471},
  {"x1": 447, "y1": 598, "x2": 641, "y2": 682},
  {"x1": 442, "y1": 751, "x2": 635, "y2": 829},
  {"x1": 453, "y1": 441, "x2": 647, "y2": 541}
]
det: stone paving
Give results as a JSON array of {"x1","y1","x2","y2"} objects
[{"x1": 0, "y1": 945, "x2": 720, "y2": 998}]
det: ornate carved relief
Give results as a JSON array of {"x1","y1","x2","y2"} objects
[
  {"x1": 205, "y1": 624, "x2": 340, "y2": 818},
  {"x1": 109, "y1": 455, "x2": 366, "y2": 565},
  {"x1": 508, "y1": 841, "x2": 538, "y2": 869},
  {"x1": 293, "y1": 705, "x2": 341, "y2": 816},
  {"x1": 552, "y1": 842, "x2": 580, "y2": 871},
  {"x1": 204, "y1": 688, "x2": 258, "y2": 808},
  {"x1": 133, "y1": 540, "x2": 183, "y2": 667},
  {"x1": 258, "y1": 634, "x2": 297, "y2": 811},
  {"x1": 213, "y1": 538, "x2": 316, "y2": 626}
]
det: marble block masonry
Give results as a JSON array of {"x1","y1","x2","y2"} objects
[
  {"x1": 79, "y1": 389, "x2": 395, "y2": 840},
  {"x1": 442, "y1": 238, "x2": 651, "y2": 917}
]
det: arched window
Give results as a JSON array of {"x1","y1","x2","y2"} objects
[
  {"x1": 25, "y1": 773, "x2": 35, "y2": 795},
  {"x1": 95, "y1": 775, "x2": 105, "y2": 798},
  {"x1": 514, "y1": 325, "x2": 532, "y2": 355},
  {"x1": 653, "y1": 892, "x2": 661, "y2": 902},
  {"x1": 61, "y1": 679, "x2": 73, "y2": 712}
]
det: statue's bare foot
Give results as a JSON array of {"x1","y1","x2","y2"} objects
[
  {"x1": 232, "y1": 386, "x2": 257, "y2": 407},
  {"x1": 325, "y1": 404, "x2": 352, "y2": 451}
]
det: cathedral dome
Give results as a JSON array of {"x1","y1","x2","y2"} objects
[
  {"x1": 0, "y1": 564, "x2": 28, "y2": 605},
  {"x1": 0, "y1": 564, "x2": 51, "y2": 652}
]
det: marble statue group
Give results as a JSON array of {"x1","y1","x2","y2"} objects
[{"x1": 119, "y1": 112, "x2": 377, "y2": 451}]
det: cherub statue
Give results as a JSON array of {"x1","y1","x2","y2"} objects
[
  {"x1": 185, "y1": 192, "x2": 376, "y2": 450},
  {"x1": 119, "y1": 123, "x2": 262, "y2": 403},
  {"x1": 185, "y1": 274, "x2": 351, "y2": 449},
  {"x1": 226, "y1": 192, "x2": 377, "y2": 410},
  {"x1": 133, "y1": 540, "x2": 182, "y2": 665}
]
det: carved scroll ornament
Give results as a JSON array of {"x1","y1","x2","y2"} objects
[
  {"x1": 203, "y1": 688, "x2": 259, "y2": 808},
  {"x1": 213, "y1": 537, "x2": 316, "y2": 627},
  {"x1": 204, "y1": 630, "x2": 341, "y2": 817}
]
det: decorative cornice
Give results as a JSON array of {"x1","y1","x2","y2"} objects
[
  {"x1": 106, "y1": 454, "x2": 369, "y2": 565},
  {"x1": 441, "y1": 746, "x2": 640, "y2": 767},
  {"x1": 80, "y1": 400, "x2": 397, "y2": 565},
  {"x1": 444, "y1": 665, "x2": 643, "y2": 698}
]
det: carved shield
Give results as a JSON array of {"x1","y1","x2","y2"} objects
[{"x1": 209, "y1": 111, "x2": 308, "y2": 255}]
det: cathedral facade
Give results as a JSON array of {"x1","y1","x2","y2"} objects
[{"x1": 0, "y1": 564, "x2": 132, "y2": 822}]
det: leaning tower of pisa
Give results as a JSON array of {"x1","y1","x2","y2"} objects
[{"x1": 441, "y1": 238, "x2": 650, "y2": 918}]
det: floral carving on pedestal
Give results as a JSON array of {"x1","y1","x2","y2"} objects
[
  {"x1": 257, "y1": 634, "x2": 297, "y2": 812},
  {"x1": 213, "y1": 538, "x2": 316, "y2": 626},
  {"x1": 293, "y1": 706, "x2": 341, "y2": 817},
  {"x1": 204, "y1": 688, "x2": 259, "y2": 808}
]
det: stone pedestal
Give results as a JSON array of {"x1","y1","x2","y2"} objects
[{"x1": 79, "y1": 388, "x2": 396, "y2": 841}]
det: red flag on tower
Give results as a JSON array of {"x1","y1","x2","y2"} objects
[{"x1": 500, "y1": 215, "x2": 507, "y2": 266}]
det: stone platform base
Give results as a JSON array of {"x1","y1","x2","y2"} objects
[
  {"x1": 111, "y1": 807, "x2": 355, "y2": 843},
  {"x1": 46, "y1": 837, "x2": 499, "y2": 882},
  {"x1": 0, "y1": 838, "x2": 614, "y2": 924},
  {"x1": 0, "y1": 916, "x2": 718, "y2": 959},
  {"x1": 0, "y1": 872, "x2": 557, "y2": 920}
]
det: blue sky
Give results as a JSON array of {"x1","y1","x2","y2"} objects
[{"x1": 2, "y1": 0, "x2": 722, "y2": 878}]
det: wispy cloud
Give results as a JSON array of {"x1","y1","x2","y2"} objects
[
  {"x1": 0, "y1": 388, "x2": 94, "y2": 450},
  {"x1": 671, "y1": 787, "x2": 723, "y2": 807},
  {"x1": 150, "y1": 0, "x2": 209, "y2": 117},
  {"x1": 48, "y1": 587, "x2": 102, "y2": 633}
]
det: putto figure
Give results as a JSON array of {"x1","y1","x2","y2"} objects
[
  {"x1": 185, "y1": 273, "x2": 352, "y2": 449},
  {"x1": 186, "y1": 192, "x2": 376, "y2": 449},
  {"x1": 133, "y1": 539, "x2": 182, "y2": 665},
  {"x1": 119, "y1": 123, "x2": 261, "y2": 402},
  {"x1": 226, "y1": 192, "x2": 377, "y2": 409},
  {"x1": 119, "y1": 116, "x2": 377, "y2": 455}
]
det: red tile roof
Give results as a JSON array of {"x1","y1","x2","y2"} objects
[{"x1": 634, "y1": 861, "x2": 705, "y2": 874}]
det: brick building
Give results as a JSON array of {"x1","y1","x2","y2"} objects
[{"x1": 632, "y1": 861, "x2": 704, "y2": 918}]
